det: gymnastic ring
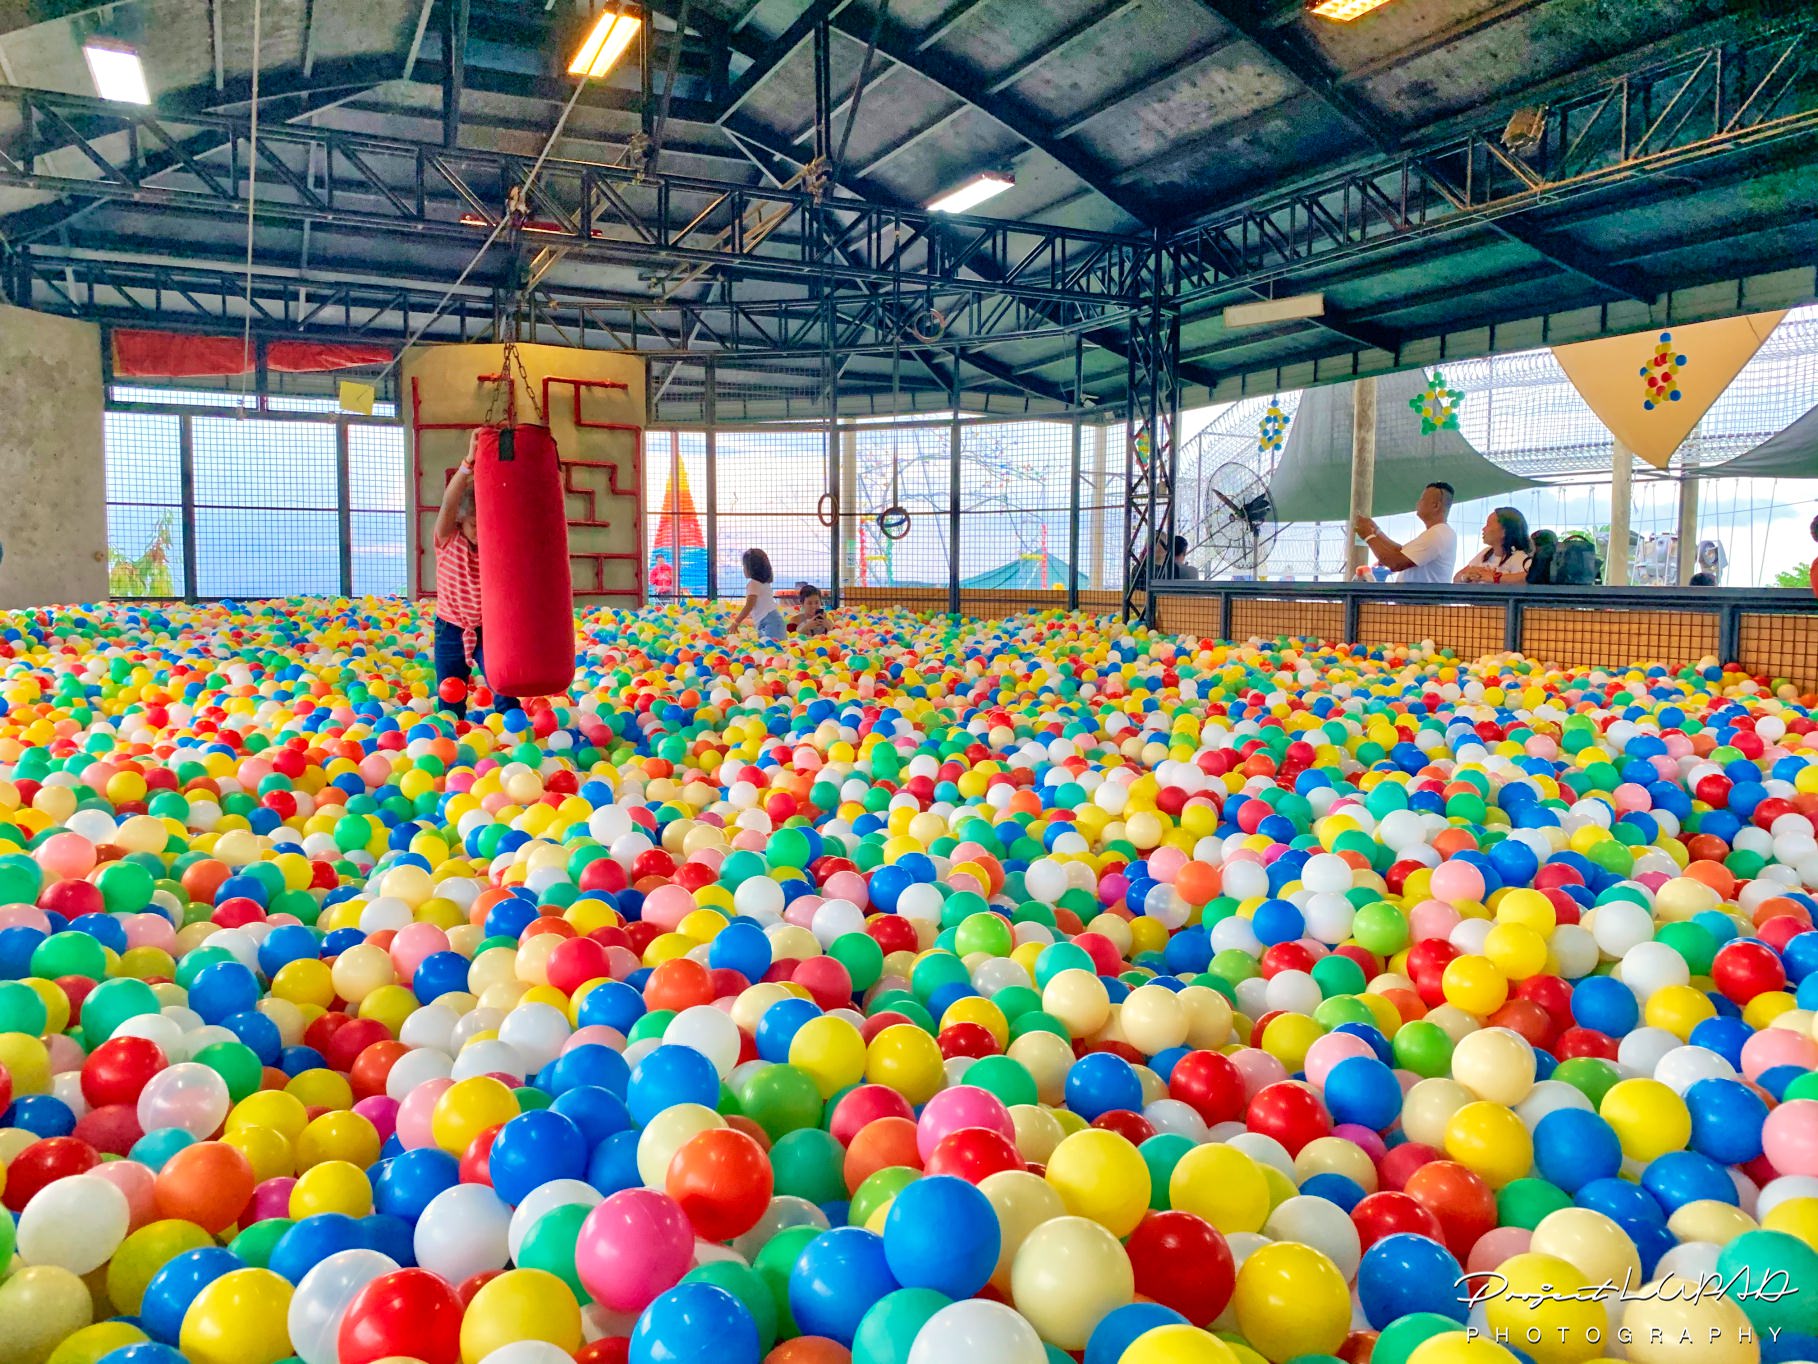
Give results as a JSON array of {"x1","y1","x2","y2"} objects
[{"x1": 877, "y1": 506, "x2": 911, "y2": 541}]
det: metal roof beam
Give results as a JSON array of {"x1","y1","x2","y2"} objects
[
  {"x1": 718, "y1": 0, "x2": 851, "y2": 122},
  {"x1": 980, "y1": 0, "x2": 1139, "y2": 97},
  {"x1": 915, "y1": 0, "x2": 993, "y2": 53},
  {"x1": 442, "y1": 0, "x2": 469, "y2": 148},
  {"x1": 1481, "y1": 215, "x2": 1652, "y2": 302},
  {"x1": 828, "y1": 9, "x2": 1151, "y2": 226},
  {"x1": 1052, "y1": 35, "x2": 1239, "y2": 139},
  {"x1": 1187, "y1": 0, "x2": 1393, "y2": 152},
  {"x1": 850, "y1": 100, "x2": 967, "y2": 177}
]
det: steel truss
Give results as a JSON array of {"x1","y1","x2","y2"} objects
[
  {"x1": 1166, "y1": 26, "x2": 1818, "y2": 309},
  {"x1": 1122, "y1": 239, "x2": 1179, "y2": 624},
  {"x1": 0, "y1": 86, "x2": 1140, "y2": 308}
]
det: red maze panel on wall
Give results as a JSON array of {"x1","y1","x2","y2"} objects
[{"x1": 410, "y1": 373, "x2": 644, "y2": 605}]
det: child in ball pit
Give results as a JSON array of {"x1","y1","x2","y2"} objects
[{"x1": 432, "y1": 437, "x2": 518, "y2": 718}]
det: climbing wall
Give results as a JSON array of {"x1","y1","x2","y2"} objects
[{"x1": 404, "y1": 343, "x2": 645, "y2": 605}]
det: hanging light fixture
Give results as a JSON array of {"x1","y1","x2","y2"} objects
[
  {"x1": 569, "y1": 8, "x2": 643, "y2": 79},
  {"x1": 1307, "y1": 0, "x2": 1396, "y2": 21},
  {"x1": 83, "y1": 38, "x2": 151, "y2": 104},
  {"x1": 927, "y1": 171, "x2": 1014, "y2": 215}
]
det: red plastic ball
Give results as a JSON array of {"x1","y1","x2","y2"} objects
[
  {"x1": 829, "y1": 1085, "x2": 915, "y2": 1147},
  {"x1": 438, "y1": 677, "x2": 468, "y2": 704},
  {"x1": 1091, "y1": 1109, "x2": 1156, "y2": 1146},
  {"x1": 546, "y1": 938, "x2": 613, "y2": 995},
  {"x1": 665, "y1": 1127, "x2": 774, "y2": 1241},
  {"x1": 1126, "y1": 1210, "x2": 1233, "y2": 1325},
  {"x1": 1245, "y1": 1080, "x2": 1332, "y2": 1156},
  {"x1": 81, "y1": 1035, "x2": 168, "y2": 1108},
  {"x1": 1350, "y1": 1190, "x2": 1445, "y2": 1251},
  {"x1": 1168, "y1": 1050, "x2": 1245, "y2": 1125},
  {"x1": 459, "y1": 1125, "x2": 503, "y2": 1187},
  {"x1": 1377, "y1": 1141, "x2": 1441, "y2": 1191},
  {"x1": 1403, "y1": 1159, "x2": 1497, "y2": 1260},
  {"x1": 2, "y1": 1136, "x2": 101, "y2": 1212},
  {"x1": 1712, "y1": 940, "x2": 1787, "y2": 1005},
  {"x1": 923, "y1": 1127, "x2": 1024, "y2": 1184},
  {"x1": 937, "y1": 1023, "x2": 1000, "y2": 1061}
]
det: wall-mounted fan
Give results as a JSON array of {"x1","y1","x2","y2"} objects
[{"x1": 1199, "y1": 462, "x2": 1277, "y2": 578}]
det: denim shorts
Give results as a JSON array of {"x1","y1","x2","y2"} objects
[{"x1": 756, "y1": 610, "x2": 786, "y2": 641}]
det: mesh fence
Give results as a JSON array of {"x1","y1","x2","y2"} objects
[
  {"x1": 103, "y1": 411, "x2": 187, "y2": 599},
  {"x1": 716, "y1": 427, "x2": 832, "y2": 596},
  {"x1": 103, "y1": 391, "x2": 410, "y2": 601},
  {"x1": 349, "y1": 425, "x2": 409, "y2": 598}
]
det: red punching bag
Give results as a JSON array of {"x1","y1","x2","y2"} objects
[{"x1": 472, "y1": 423, "x2": 576, "y2": 697}]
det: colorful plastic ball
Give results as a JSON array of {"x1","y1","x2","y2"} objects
[
  {"x1": 881, "y1": 1175, "x2": 999, "y2": 1299},
  {"x1": 1356, "y1": 1234, "x2": 1466, "y2": 1329},
  {"x1": 905, "y1": 1300, "x2": 1045, "y2": 1364},
  {"x1": 1232, "y1": 1241, "x2": 1351, "y2": 1362},
  {"x1": 177, "y1": 1267, "x2": 295, "y2": 1364},
  {"x1": 789, "y1": 1228, "x2": 900, "y2": 1347},
  {"x1": 1009, "y1": 1215, "x2": 1135, "y2": 1351},
  {"x1": 1043, "y1": 1128, "x2": 1151, "y2": 1238},
  {"x1": 630, "y1": 1283, "x2": 761, "y2": 1364},
  {"x1": 1125, "y1": 1210, "x2": 1233, "y2": 1326},
  {"x1": 458, "y1": 1268, "x2": 583, "y2": 1364}
]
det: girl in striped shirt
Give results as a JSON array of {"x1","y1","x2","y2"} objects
[{"x1": 432, "y1": 441, "x2": 517, "y2": 717}]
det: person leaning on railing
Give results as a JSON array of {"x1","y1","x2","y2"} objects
[{"x1": 1454, "y1": 506, "x2": 1532, "y2": 586}]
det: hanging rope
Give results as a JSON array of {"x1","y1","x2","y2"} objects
[{"x1": 236, "y1": 0, "x2": 264, "y2": 405}]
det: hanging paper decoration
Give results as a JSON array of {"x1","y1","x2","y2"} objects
[
  {"x1": 1133, "y1": 428, "x2": 1152, "y2": 466},
  {"x1": 1257, "y1": 399, "x2": 1289, "y2": 455},
  {"x1": 1640, "y1": 332, "x2": 1687, "y2": 410},
  {"x1": 1409, "y1": 370, "x2": 1464, "y2": 434}
]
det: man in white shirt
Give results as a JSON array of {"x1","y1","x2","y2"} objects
[{"x1": 1354, "y1": 481, "x2": 1457, "y2": 584}]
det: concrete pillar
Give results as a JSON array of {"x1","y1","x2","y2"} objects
[
  {"x1": 1608, "y1": 437, "x2": 1634, "y2": 586},
  {"x1": 0, "y1": 306, "x2": 106, "y2": 606},
  {"x1": 1346, "y1": 376, "x2": 1378, "y2": 578},
  {"x1": 1087, "y1": 421, "x2": 1108, "y2": 590},
  {"x1": 839, "y1": 425, "x2": 860, "y2": 589},
  {"x1": 1676, "y1": 463, "x2": 1700, "y2": 585}
]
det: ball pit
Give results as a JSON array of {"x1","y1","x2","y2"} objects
[{"x1": 1, "y1": 596, "x2": 1818, "y2": 1364}]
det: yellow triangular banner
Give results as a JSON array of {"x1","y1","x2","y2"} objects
[
  {"x1": 1551, "y1": 311, "x2": 1786, "y2": 469},
  {"x1": 338, "y1": 380, "x2": 376, "y2": 416}
]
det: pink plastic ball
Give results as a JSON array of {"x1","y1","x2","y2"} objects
[
  {"x1": 1429, "y1": 860, "x2": 1486, "y2": 906},
  {"x1": 1763, "y1": 1099, "x2": 1818, "y2": 1177},
  {"x1": 916, "y1": 1085, "x2": 1014, "y2": 1163},
  {"x1": 395, "y1": 1077, "x2": 453, "y2": 1150},
  {"x1": 575, "y1": 1189, "x2": 694, "y2": 1314}
]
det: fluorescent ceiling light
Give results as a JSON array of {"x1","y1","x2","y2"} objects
[
  {"x1": 83, "y1": 40, "x2": 150, "y2": 104},
  {"x1": 569, "y1": 11, "x2": 642, "y2": 78},
  {"x1": 1224, "y1": 293, "x2": 1326, "y2": 328},
  {"x1": 1308, "y1": 0, "x2": 1395, "y2": 20},
  {"x1": 927, "y1": 172, "x2": 1014, "y2": 215}
]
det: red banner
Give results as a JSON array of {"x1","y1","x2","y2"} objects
[
  {"x1": 267, "y1": 341, "x2": 393, "y2": 373},
  {"x1": 112, "y1": 329, "x2": 251, "y2": 378},
  {"x1": 111, "y1": 330, "x2": 393, "y2": 378}
]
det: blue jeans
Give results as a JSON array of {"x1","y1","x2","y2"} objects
[
  {"x1": 433, "y1": 617, "x2": 520, "y2": 716},
  {"x1": 756, "y1": 610, "x2": 786, "y2": 642}
]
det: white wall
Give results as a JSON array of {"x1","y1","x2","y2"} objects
[{"x1": 0, "y1": 306, "x2": 107, "y2": 607}]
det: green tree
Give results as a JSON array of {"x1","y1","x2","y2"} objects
[
  {"x1": 1776, "y1": 562, "x2": 1812, "y2": 589},
  {"x1": 109, "y1": 513, "x2": 176, "y2": 597}
]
